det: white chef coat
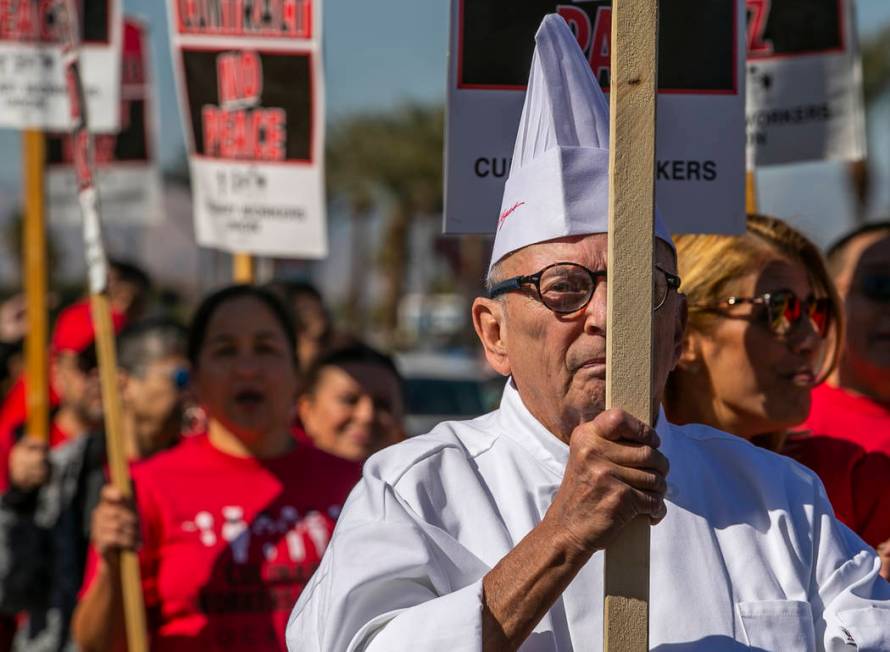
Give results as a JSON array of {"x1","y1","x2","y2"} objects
[{"x1": 287, "y1": 381, "x2": 890, "y2": 651}]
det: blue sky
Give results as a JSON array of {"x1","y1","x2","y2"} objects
[{"x1": 132, "y1": 0, "x2": 890, "y2": 169}]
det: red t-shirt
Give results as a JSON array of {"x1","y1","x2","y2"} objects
[
  {"x1": 804, "y1": 383, "x2": 890, "y2": 456},
  {"x1": 82, "y1": 434, "x2": 360, "y2": 651},
  {"x1": 783, "y1": 434, "x2": 890, "y2": 548}
]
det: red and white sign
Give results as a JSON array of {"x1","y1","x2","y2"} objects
[
  {"x1": 47, "y1": 17, "x2": 161, "y2": 226},
  {"x1": 745, "y1": 0, "x2": 866, "y2": 167},
  {"x1": 445, "y1": 0, "x2": 747, "y2": 236},
  {"x1": 167, "y1": 0, "x2": 326, "y2": 258},
  {"x1": 0, "y1": 0, "x2": 122, "y2": 131}
]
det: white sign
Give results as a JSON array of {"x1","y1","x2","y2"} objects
[
  {"x1": 166, "y1": 0, "x2": 326, "y2": 258},
  {"x1": 47, "y1": 18, "x2": 161, "y2": 225},
  {"x1": 0, "y1": 0, "x2": 122, "y2": 131},
  {"x1": 445, "y1": 0, "x2": 746, "y2": 236},
  {"x1": 745, "y1": 0, "x2": 866, "y2": 167}
]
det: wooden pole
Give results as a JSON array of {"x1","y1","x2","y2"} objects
[
  {"x1": 848, "y1": 159, "x2": 868, "y2": 223},
  {"x1": 57, "y1": 0, "x2": 148, "y2": 647},
  {"x1": 745, "y1": 170, "x2": 758, "y2": 213},
  {"x1": 233, "y1": 252, "x2": 254, "y2": 283},
  {"x1": 23, "y1": 130, "x2": 49, "y2": 443},
  {"x1": 604, "y1": 0, "x2": 658, "y2": 650},
  {"x1": 89, "y1": 293, "x2": 148, "y2": 652}
]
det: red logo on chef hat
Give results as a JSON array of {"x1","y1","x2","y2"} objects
[{"x1": 498, "y1": 202, "x2": 525, "y2": 230}]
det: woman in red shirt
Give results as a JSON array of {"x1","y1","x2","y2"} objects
[
  {"x1": 72, "y1": 285, "x2": 361, "y2": 651},
  {"x1": 664, "y1": 214, "x2": 890, "y2": 577}
]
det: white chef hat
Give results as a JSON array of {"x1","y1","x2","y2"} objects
[{"x1": 490, "y1": 13, "x2": 673, "y2": 271}]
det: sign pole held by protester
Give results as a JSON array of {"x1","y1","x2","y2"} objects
[
  {"x1": 233, "y1": 252, "x2": 255, "y2": 283},
  {"x1": 603, "y1": 0, "x2": 658, "y2": 649},
  {"x1": 746, "y1": 170, "x2": 758, "y2": 213},
  {"x1": 59, "y1": 2, "x2": 148, "y2": 650},
  {"x1": 23, "y1": 131, "x2": 49, "y2": 444}
]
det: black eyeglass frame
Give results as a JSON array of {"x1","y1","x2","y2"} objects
[
  {"x1": 488, "y1": 262, "x2": 682, "y2": 314},
  {"x1": 689, "y1": 289, "x2": 831, "y2": 338}
]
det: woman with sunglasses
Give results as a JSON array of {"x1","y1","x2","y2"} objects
[
  {"x1": 665, "y1": 215, "x2": 890, "y2": 573},
  {"x1": 71, "y1": 286, "x2": 361, "y2": 652}
]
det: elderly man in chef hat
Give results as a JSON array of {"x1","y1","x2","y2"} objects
[{"x1": 287, "y1": 15, "x2": 890, "y2": 652}]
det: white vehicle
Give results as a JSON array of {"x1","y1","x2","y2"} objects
[{"x1": 395, "y1": 352, "x2": 505, "y2": 437}]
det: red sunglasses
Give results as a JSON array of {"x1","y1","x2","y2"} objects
[{"x1": 714, "y1": 290, "x2": 831, "y2": 338}]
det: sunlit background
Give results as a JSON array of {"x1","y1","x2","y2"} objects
[{"x1": 0, "y1": 0, "x2": 888, "y2": 347}]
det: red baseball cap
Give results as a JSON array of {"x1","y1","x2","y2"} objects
[{"x1": 51, "y1": 300, "x2": 127, "y2": 355}]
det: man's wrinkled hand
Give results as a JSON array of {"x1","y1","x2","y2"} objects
[{"x1": 544, "y1": 408, "x2": 669, "y2": 555}]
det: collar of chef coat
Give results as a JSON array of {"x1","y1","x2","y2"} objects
[{"x1": 497, "y1": 378, "x2": 671, "y2": 478}]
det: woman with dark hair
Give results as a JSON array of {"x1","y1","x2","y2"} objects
[
  {"x1": 71, "y1": 285, "x2": 360, "y2": 652},
  {"x1": 299, "y1": 344, "x2": 406, "y2": 462},
  {"x1": 665, "y1": 215, "x2": 890, "y2": 577},
  {"x1": 263, "y1": 280, "x2": 343, "y2": 374}
]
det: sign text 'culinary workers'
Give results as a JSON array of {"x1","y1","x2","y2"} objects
[{"x1": 445, "y1": 0, "x2": 746, "y2": 235}]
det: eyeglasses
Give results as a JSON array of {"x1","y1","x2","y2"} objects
[
  {"x1": 860, "y1": 274, "x2": 890, "y2": 303},
  {"x1": 693, "y1": 289, "x2": 831, "y2": 338},
  {"x1": 488, "y1": 262, "x2": 681, "y2": 314}
]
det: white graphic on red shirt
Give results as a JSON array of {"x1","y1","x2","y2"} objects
[
  {"x1": 285, "y1": 529, "x2": 306, "y2": 563},
  {"x1": 304, "y1": 511, "x2": 330, "y2": 552},
  {"x1": 180, "y1": 505, "x2": 339, "y2": 564},
  {"x1": 191, "y1": 511, "x2": 217, "y2": 546},
  {"x1": 262, "y1": 542, "x2": 278, "y2": 561},
  {"x1": 222, "y1": 505, "x2": 250, "y2": 563},
  {"x1": 252, "y1": 513, "x2": 277, "y2": 536},
  {"x1": 279, "y1": 505, "x2": 299, "y2": 531}
]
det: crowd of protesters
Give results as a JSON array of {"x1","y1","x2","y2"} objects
[{"x1": 0, "y1": 214, "x2": 882, "y2": 650}]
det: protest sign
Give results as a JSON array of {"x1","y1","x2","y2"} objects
[
  {"x1": 0, "y1": 0, "x2": 122, "y2": 131},
  {"x1": 46, "y1": 17, "x2": 161, "y2": 225},
  {"x1": 745, "y1": 0, "x2": 866, "y2": 167},
  {"x1": 444, "y1": 0, "x2": 746, "y2": 235},
  {"x1": 167, "y1": 0, "x2": 326, "y2": 258}
]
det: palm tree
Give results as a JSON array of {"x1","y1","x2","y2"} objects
[
  {"x1": 326, "y1": 104, "x2": 444, "y2": 340},
  {"x1": 853, "y1": 28, "x2": 890, "y2": 216},
  {"x1": 862, "y1": 25, "x2": 890, "y2": 105}
]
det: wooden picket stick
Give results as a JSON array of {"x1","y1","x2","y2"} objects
[
  {"x1": 745, "y1": 170, "x2": 758, "y2": 213},
  {"x1": 58, "y1": 1, "x2": 148, "y2": 649},
  {"x1": 848, "y1": 159, "x2": 868, "y2": 221},
  {"x1": 603, "y1": 0, "x2": 658, "y2": 650},
  {"x1": 233, "y1": 252, "x2": 254, "y2": 283},
  {"x1": 23, "y1": 131, "x2": 49, "y2": 443},
  {"x1": 89, "y1": 293, "x2": 148, "y2": 652}
]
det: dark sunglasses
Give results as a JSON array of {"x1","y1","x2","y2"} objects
[
  {"x1": 75, "y1": 347, "x2": 98, "y2": 373},
  {"x1": 860, "y1": 274, "x2": 890, "y2": 303},
  {"x1": 171, "y1": 367, "x2": 190, "y2": 390},
  {"x1": 488, "y1": 262, "x2": 681, "y2": 314},
  {"x1": 697, "y1": 289, "x2": 831, "y2": 338}
]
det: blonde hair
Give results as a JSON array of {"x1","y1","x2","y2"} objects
[{"x1": 675, "y1": 214, "x2": 843, "y2": 385}]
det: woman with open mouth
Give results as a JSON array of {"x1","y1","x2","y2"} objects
[
  {"x1": 664, "y1": 214, "x2": 890, "y2": 579},
  {"x1": 72, "y1": 285, "x2": 362, "y2": 652}
]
